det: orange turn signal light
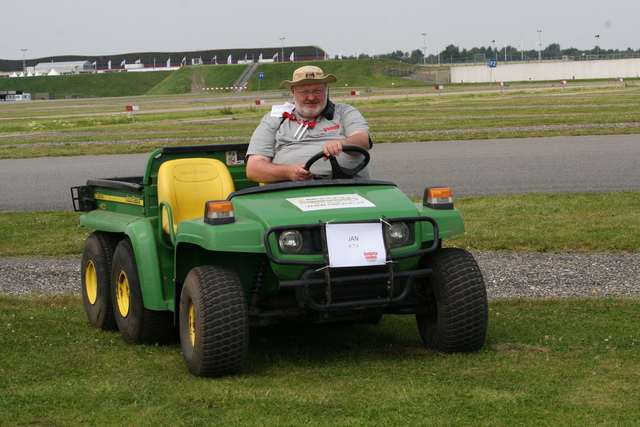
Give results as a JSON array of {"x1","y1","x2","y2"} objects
[
  {"x1": 204, "y1": 201, "x2": 235, "y2": 225},
  {"x1": 423, "y1": 187, "x2": 454, "y2": 210}
]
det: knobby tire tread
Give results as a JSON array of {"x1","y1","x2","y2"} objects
[
  {"x1": 181, "y1": 265, "x2": 248, "y2": 377},
  {"x1": 112, "y1": 238, "x2": 176, "y2": 345},
  {"x1": 81, "y1": 231, "x2": 122, "y2": 330},
  {"x1": 419, "y1": 248, "x2": 488, "y2": 353}
]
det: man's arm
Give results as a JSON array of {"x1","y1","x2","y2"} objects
[{"x1": 246, "y1": 155, "x2": 314, "y2": 184}]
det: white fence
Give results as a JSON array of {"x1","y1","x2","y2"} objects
[{"x1": 451, "y1": 58, "x2": 640, "y2": 83}]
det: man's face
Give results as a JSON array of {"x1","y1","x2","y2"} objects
[{"x1": 291, "y1": 84, "x2": 328, "y2": 119}]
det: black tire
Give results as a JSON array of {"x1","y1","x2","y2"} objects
[
  {"x1": 111, "y1": 238, "x2": 176, "y2": 344},
  {"x1": 416, "y1": 248, "x2": 488, "y2": 353},
  {"x1": 80, "y1": 231, "x2": 121, "y2": 330},
  {"x1": 179, "y1": 265, "x2": 249, "y2": 378}
]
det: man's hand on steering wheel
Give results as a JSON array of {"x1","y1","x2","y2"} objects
[
  {"x1": 288, "y1": 164, "x2": 314, "y2": 181},
  {"x1": 304, "y1": 145, "x2": 370, "y2": 179},
  {"x1": 322, "y1": 140, "x2": 344, "y2": 158}
]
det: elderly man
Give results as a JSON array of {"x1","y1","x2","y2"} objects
[{"x1": 246, "y1": 65, "x2": 372, "y2": 183}]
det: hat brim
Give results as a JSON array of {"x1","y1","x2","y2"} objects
[{"x1": 281, "y1": 74, "x2": 337, "y2": 87}]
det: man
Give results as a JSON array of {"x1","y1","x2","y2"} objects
[{"x1": 246, "y1": 65, "x2": 372, "y2": 183}]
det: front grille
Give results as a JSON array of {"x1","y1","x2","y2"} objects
[{"x1": 301, "y1": 266, "x2": 402, "y2": 304}]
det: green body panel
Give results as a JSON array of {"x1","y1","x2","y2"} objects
[
  {"x1": 413, "y1": 203, "x2": 465, "y2": 240},
  {"x1": 173, "y1": 219, "x2": 268, "y2": 295},
  {"x1": 230, "y1": 185, "x2": 464, "y2": 238},
  {"x1": 93, "y1": 192, "x2": 144, "y2": 215},
  {"x1": 173, "y1": 246, "x2": 263, "y2": 295},
  {"x1": 89, "y1": 187, "x2": 145, "y2": 216},
  {"x1": 79, "y1": 210, "x2": 140, "y2": 233},
  {"x1": 232, "y1": 185, "x2": 417, "y2": 227},
  {"x1": 123, "y1": 219, "x2": 170, "y2": 311},
  {"x1": 176, "y1": 218, "x2": 265, "y2": 253}
]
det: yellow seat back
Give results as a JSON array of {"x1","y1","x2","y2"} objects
[{"x1": 157, "y1": 158, "x2": 235, "y2": 235}]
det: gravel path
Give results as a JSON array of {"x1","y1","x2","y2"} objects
[{"x1": 1, "y1": 252, "x2": 638, "y2": 299}]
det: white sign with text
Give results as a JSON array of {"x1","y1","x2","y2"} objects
[
  {"x1": 286, "y1": 194, "x2": 375, "y2": 212},
  {"x1": 325, "y1": 222, "x2": 386, "y2": 268}
]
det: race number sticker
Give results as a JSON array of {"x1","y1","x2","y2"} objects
[
  {"x1": 325, "y1": 222, "x2": 386, "y2": 268},
  {"x1": 286, "y1": 194, "x2": 375, "y2": 212}
]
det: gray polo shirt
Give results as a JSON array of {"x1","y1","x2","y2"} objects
[{"x1": 247, "y1": 102, "x2": 372, "y2": 179}]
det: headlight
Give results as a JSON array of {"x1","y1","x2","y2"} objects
[
  {"x1": 278, "y1": 230, "x2": 304, "y2": 253},
  {"x1": 388, "y1": 222, "x2": 411, "y2": 247}
]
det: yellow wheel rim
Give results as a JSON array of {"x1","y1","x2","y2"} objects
[
  {"x1": 188, "y1": 302, "x2": 196, "y2": 346},
  {"x1": 115, "y1": 270, "x2": 131, "y2": 317},
  {"x1": 85, "y1": 260, "x2": 98, "y2": 305}
]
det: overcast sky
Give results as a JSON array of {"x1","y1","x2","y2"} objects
[{"x1": 2, "y1": 0, "x2": 638, "y2": 60}]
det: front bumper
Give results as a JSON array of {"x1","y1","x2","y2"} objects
[{"x1": 264, "y1": 216, "x2": 439, "y2": 312}]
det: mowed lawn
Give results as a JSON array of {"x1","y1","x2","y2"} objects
[{"x1": 1, "y1": 295, "x2": 639, "y2": 426}]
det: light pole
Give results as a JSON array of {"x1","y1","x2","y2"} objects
[
  {"x1": 490, "y1": 40, "x2": 495, "y2": 88},
  {"x1": 279, "y1": 37, "x2": 285, "y2": 62},
  {"x1": 537, "y1": 30, "x2": 542, "y2": 62},
  {"x1": 21, "y1": 48, "x2": 27, "y2": 74},
  {"x1": 422, "y1": 33, "x2": 427, "y2": 65},
  {"x1": 595, "y1": 34, "x2": 600, "y2": 58}
]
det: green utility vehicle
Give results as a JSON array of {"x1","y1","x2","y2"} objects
[{"x1": 72, "y1": 143, "x2": 488, "y2": 377}]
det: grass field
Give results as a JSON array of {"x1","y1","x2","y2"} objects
[
  {"x1": 2, "y1": 60, "x2": 639, "y2": 160},
  {"x1": 1, "y1": 296, "x2": 639, "y2": 426}
]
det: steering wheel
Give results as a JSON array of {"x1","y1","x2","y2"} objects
[{"x1": 303, "y1": 145, "x2": 370, "y2": 179}]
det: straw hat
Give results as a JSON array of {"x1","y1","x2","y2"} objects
[{"x1": 281, "y1": 65, "x2": 337, "y2": 87}]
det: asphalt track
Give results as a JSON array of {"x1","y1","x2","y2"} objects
[{"x1": 1, "y1": 134, "x2": 638, "y2": 212}]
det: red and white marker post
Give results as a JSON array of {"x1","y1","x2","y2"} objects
[
  {"x1": 434, "y1": 85, "x2": 444, "y2": 99},
  {"x1": 350, "y1": 90, "x2": 360, "y2": 106},
  {"x1": 125, "y1": 105, "x2": 139, "y2": 122}
]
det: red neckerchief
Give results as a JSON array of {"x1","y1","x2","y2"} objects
[{"x1": 282, "y1": 112, "x2": 320, "y2": 140}]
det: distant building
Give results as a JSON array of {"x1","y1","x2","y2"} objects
[
  {"x1": 0, "y1": 91, "x2": 31, "y2": 101},
  {"x1": 34, "y1": 61, "x2": 94, "y2": 74}
]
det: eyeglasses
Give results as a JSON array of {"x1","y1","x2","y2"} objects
[{"x1": 294, "y1": 88, "x2": 326, "y2": 97}]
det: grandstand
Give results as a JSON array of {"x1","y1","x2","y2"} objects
[{"x1": 0, "y1": 46, "x2": 328, "y2": 73}]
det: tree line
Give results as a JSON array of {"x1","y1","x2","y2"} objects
[{"x1": 335, "y1": 43, "x2": 640, "y2": 64}]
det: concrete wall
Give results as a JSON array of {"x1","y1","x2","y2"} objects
[{"x1": 451, "y1": 58, "x2": 640, "y2": 83}]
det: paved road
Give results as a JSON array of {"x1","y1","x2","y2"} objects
[
  {"x1": 373, "y1": 134, "x2": 640, "y2": 198},
  {"x1": 1, "y1": 134, "x2": 638, "y2": 212}
]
